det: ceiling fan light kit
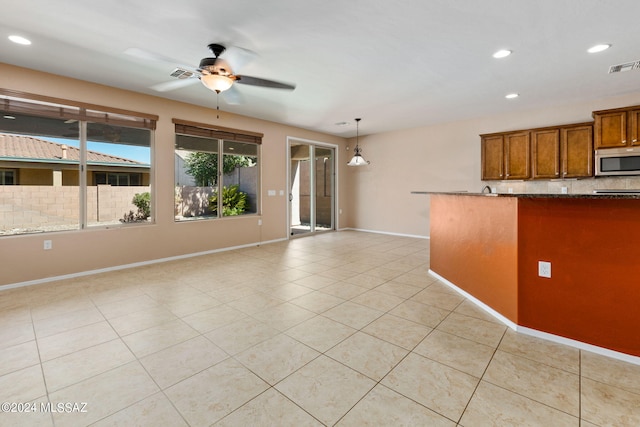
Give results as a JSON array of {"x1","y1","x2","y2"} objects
[
  {"x1": 201, "y1": 74, "x2": 234, "y2": 92},
  {"x1": 347, "y1": 118, "x2": 370, "y2": 166}
]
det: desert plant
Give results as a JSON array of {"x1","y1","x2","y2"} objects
[
  {"x1": 120, "y1": 192, "x2": 151, "y2": 223},
  {"x1": 209, "y1": 185, "x2": 248, "y2": 216}
]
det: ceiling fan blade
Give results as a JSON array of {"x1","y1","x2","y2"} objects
[
  {"x1": 150, "y1": 78, "x2": 199, "y2": 92},
  {"x1": 124, "y1": 47, "x2": 183, "y2": 64},
  {"x1": 222, "y1": 45, "x2": 258, "y2": 73},
  {"x1": 222, "y1": 86, "x2": 244, "y2": 105},
  {"x1": 235, "y1": 75, "x2": 296, "y2": 90}
]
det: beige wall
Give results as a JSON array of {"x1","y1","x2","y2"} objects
[
  {"x1": 19, "y1": 168, "x2": 53, "y2": 185},
  {"x1": 2, "y1": 60, "x2": 640, "y2": 287},
  {"x1": 0, "y1": 63, "x2": 347, "y2": 286},
  {"x1": 345, "y1": 91, "x2": 640, "y2": 237}
]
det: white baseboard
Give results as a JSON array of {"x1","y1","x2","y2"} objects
[
  {"x1": 0, "y1": 237, "x2": 287, "y2": 292},
  {"x1": 343, "y1": 227, "x2": 429, "y2": 240},
  {"x1": 429, "y1": 270, "x2": 518, "y2": 330},
  {"x1": 429, "y1": 269, "x2": 640, "y2": 366}
]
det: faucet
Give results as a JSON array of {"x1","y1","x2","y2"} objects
[{"x1": 481, "y1": 185, "x2": 492, "y2": 194}]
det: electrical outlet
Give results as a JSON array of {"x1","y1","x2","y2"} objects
[
  {"x1": 43, "y1": 240, "x2": 52, "y2": 250},
  {"x1": 508, "y1": 188, "x2": 513, "y2": 194},
  {"x1": 258, "y1": 219, "x2": 262, "y2": 226},
  {"x1": 538, "y1": 261, "x2": 551, "y2": 278},
  {"x1": 561, "y1": 186, "x2": 568, "y2": 194}
]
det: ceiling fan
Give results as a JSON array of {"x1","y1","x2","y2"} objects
[{"x1": 129, "y1": 43, "x2": 296, "y2": 103}]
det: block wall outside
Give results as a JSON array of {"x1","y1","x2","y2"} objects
[
  {"x1": 0, "y1": 185, "x2": 149, "y2": 233},
  {"x1": 174, "y1": 167, "x2": 258, "y2": 218}
]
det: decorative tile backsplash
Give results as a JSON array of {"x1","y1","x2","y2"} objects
[{"x1": 486, "y1": 176, "x2": 640, "y2": 194}]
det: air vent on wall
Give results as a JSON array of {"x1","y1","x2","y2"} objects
[{"x1": 608, "y1": 60, "x2": 640, "y2": 73}]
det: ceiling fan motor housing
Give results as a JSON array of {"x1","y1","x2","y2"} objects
[{"x1": 199, "y1": 57, "x2": 218, "y2": 69}]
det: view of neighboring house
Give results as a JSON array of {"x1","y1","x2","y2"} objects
[
  {"x1": 0, "y1": 133, "x2": 150, "y2": 186},
  {"x1": 0, "y1": 133, "x2": 151, "y2": 233}
]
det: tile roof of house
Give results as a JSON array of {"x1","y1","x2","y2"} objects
[{"x1": 0, "y1": 133, "x2": 144, "y2": 165}]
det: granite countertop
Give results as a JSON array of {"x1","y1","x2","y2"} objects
[{"x1": 410, "y1": 191, "x2": 640, "y2": 199}]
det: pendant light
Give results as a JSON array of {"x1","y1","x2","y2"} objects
[{"x1": 347, "y1": 118, "x2": 370, "y2": 166}]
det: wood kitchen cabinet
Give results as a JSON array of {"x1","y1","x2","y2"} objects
[
  {"x1": 481, "y1": 131, "x2": 530, "y2": 180},
  {"x1": 531, "y1": 128, "x2": 560, "y2": 179},
  {"x1": 562, "y1": 124, "x2": 593, "y2": 178},
  {"x1": 481, "y1": 135, "x2": 504, "y2": 180},
  {"x1": 531, "y1": 123, "x2": 593, "y2": 179},
  {"x1": 593, "y1": 106, "x2": 640, "y2": 149}
]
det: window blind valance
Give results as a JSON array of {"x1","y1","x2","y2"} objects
[
  {"x1": 172, "y1": 118, "x2": 263, "y2": 144},
  {"x1": 0, "y1": 89, "x2": 157, "y2": 130}
]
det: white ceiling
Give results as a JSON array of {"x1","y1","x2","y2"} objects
[{"x1": 1, "y1": 0, "x2": 639, "y2": 137}]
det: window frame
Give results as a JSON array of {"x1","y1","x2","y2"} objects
[
  {"x1": 0, "y1": 89, "x2": 157, "y2": 236},
  {"x1": 173, "y1": 118, "x2": 262, "y2": 221},
  {"x1": 0, "y1": 169, "x2": 16, "y2": 185}
]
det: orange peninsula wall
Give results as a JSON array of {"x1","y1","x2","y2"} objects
[{"x1": 429, "y1": 193, "x2": 640, "y2": 358}]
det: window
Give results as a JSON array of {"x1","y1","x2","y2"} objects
[
  {"x1": 173, "y1": 119, "x2": 261, "y2": 221},
  {"x1": 0, "y1": 169, "x2": 15, "y2": 185},
  {"x1": 94, "y1": 172, "x2": 143, "y2": 186},
  {"x1": 0, "y1": 89, "x2": 156, "y2": 236}
]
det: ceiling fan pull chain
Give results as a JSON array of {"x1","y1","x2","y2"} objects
[{"x1": 216, "y1": 91, "x2": 220, "y2": 119}]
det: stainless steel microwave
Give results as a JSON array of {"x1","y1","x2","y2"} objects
[{"x1": 595, "y1": 147, "x2": 640, "y2": 176}]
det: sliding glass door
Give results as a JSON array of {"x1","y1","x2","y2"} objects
[{"x1": 289, "y1": 141, "x2": 335, "y2": 237}]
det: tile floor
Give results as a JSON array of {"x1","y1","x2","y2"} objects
[{"x1": 1, "y1": 230, "x2": 639, "y2": 426}]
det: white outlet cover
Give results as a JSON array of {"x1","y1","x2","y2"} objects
[{"x1": 538, "y1": 261, "x2": 551, "y2": 278}]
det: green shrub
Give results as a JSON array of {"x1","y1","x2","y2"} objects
[
  {"x1": 209, "y1": 185, "x2": 248, "y2": 216},
  {"x1": 132, "y1": 192, "x2": 151, "y2": 218},
  {"x1": 120, "y1": 192, "x2": 151, "y2": 223}
]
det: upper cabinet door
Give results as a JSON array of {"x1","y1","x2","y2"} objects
[
  {"x1": 629, "y1": 109, "x2": 640, "y2": 146},
  {"x1": 594, "y1": 111, "x2": 627, "y2": 148},
  {"x1": 481, "y1": 135, "x2": 504, "y2": 180},
  {"x1": 562, "y1": 124, "x2": 593, "y2": 178},
  {"x1": 504, "y1": 132, "x2": 530, "y2": 180},
  {"x1": 531, "y1": 129, "x2": 560, "y2": 179}
]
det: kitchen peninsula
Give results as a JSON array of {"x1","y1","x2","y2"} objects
[{"x1": 414, "y1": 191, "x2": 640, "y2": 361}]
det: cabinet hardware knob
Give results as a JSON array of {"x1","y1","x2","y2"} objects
[
  {"x1": 622, "y1": 140, "x2": 627, "y2": 143},
  {"x1": 634, "y1": 139, "x2": 638, "y2": 142}
]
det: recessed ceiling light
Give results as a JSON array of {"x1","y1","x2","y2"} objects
[
  {"x1": 334, "y1": 121, "x2": 350, "y2": 126},
  {"x1": 587, "y1": 44, "x2": 611, "y2": 53},
  {"x1": 8, "y1": 35, "x2": 31, "y2": 45},
  {"x1": 493, "y1": 49, "x2": 512, "y2": 59},
  {"x1": 505, "y1": 93, "x2": 519, "y2": 99}
]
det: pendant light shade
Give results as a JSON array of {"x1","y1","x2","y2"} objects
[{"x1": 347, "y1": 118, "x2": 370, "y2": 166}]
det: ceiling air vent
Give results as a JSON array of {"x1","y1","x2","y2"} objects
[
  {"x1": 169, "y1": 68, "x2": 195, "y2": 79},
  {"x1": 608, "y1": 60, "x2": 640, "y2": 73}
]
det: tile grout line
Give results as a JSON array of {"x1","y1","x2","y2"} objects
[
  {"x1": 455, "y1": 324, "x2": 509, "y2": 425},
  {"x1": 28, "y1": 303, "x2": 56, "y2": 427}
]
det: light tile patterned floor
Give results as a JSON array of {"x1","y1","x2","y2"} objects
[{"x1": 1, "y1": 230, "x2": 639, "y2": 426}]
